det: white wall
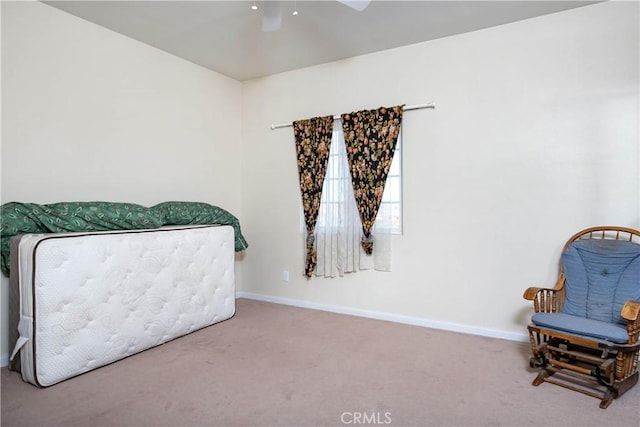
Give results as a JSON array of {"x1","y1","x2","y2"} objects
[
  {"x1": 239, "y1": 2, "x2": 639, "y2": 339},
  {"x1": 0, "y1": 2, "x2": 242, "y2": 359}
]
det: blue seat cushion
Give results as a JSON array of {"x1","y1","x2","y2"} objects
[
  {"x1": 532, "y1": 312, "x2": 629, "y2": 344},
  {"x1": 561, "y1": 239, "x2": 640, "y2": 325}
]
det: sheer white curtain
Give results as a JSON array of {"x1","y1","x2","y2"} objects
[{"x1": 314, "y1": 120, "x2": 391, "y2": 277}]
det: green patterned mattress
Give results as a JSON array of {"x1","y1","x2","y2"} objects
[{"x1": 0, "y1": 201, "x2": 248, "y2": 276}]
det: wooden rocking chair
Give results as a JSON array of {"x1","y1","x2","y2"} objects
[{"x1": 523, "y1": 226, "x2": 640, "y2": 409}]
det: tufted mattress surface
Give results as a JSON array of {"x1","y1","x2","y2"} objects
[{"x1": 9, "y1": 225, "x2": 235, "y2": 387}]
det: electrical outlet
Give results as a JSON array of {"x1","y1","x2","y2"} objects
[{"x1": 283, "y1": 270, "x2": 290, "y2": 282}]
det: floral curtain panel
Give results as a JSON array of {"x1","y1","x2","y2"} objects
[
  {"x1": 293, "y1": 115, "x2": 334, "y2": 277},
  {"x1": 341, "y1": 105, "x2": 404, "y2": 255}
]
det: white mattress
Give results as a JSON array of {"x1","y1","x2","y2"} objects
[{"x1": 10, "y1": 225, "x2": 236, "y2": 387}]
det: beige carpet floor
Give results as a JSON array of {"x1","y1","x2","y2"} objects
[{"x1": 1, "y1": 298, "x2": 639, "y2": 426}]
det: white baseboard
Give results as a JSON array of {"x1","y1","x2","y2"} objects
[
  {"x1": 1, "y1": 353, "x2": 9, "y2": 368},
  {"x1": 236, "y1": 291, "x2": 529, "y2": 343}
]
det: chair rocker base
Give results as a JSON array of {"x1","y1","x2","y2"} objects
[
  {"x1": 531, "y1": 366, "x2": 638, "y2": 409},
  {"x1": 528, "y1": 335, "x2": 638, "y2": 409}
]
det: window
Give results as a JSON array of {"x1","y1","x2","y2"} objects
[{"x1": 316, "y1": 121, "x2": 402, "y2": 234}]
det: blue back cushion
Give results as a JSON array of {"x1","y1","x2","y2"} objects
[{"x1": 561, "y1": 239, "x2": 640, "y2": 325}]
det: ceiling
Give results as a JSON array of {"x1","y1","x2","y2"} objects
[{"x1": 43, "y1": 0, "x2": 599, "y2": 81}]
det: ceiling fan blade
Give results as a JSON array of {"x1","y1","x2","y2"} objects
[
  {"x1": 262, "y1": 1, "x2": 282, "y2": 32},
  {"x1": 337, "y1": 0, "x2": 371, "y2": 12}
]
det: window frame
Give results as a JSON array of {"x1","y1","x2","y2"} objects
[{"x1": 378, "y1": 130, "x2": 402, "y2": 235}]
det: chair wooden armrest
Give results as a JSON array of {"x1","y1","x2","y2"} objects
[
  {"x1": 621, "y1": 301, "x2": 640, "y2": 347},
  {"x1": 524, "y1": 286, "x2": 552, "y2": 300},
  {"x1": 523, "y1": 275, "x2": 565, "y2": 312},
  {"x1": 621, "y1": 300, "x2": 640, "y2": 322}
]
